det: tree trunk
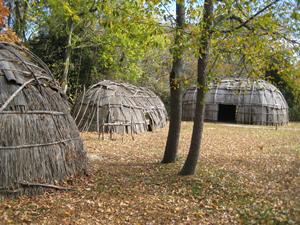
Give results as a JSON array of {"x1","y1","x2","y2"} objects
[
  {"x1": 14, "y1": 0, "x2": 21, "y2": 37},
  {"x1": 22, "y1": 0, "x2": 28, "y2": 42},
  {"x1": 7, "y1": 1, "x2": 12, "y2": 27},
  {"x1": 61, "y1": 19, "x2": 74, "y2": 94},
  {"x1": 179, "y1": 0, "x2": 213, "y2": 175},
  {"x1": 162, "y1": 0, "x2": 185, "y2": 163},
  {"x1": 13, "y1": 0, "x2": 28, "y2": 41}
]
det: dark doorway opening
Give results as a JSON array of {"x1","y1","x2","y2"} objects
[
  {"x1": 218, "y1": 104, "x2": 236, "y2": 123},
  {"x1": 145, "y1": 113, "x2": 154, "y2": 132}
]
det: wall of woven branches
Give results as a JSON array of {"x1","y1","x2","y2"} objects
[
  {"x1": 182, "y1": 78, "x2": 289, "y2": 126},
  {"x1": 72, "y1": 80, "x2": 168, "y2": 134},
  {"x1": 0, "y1": 42, "x2": 89, "y2": 200}
]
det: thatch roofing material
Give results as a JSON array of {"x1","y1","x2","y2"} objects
[
  {"x1": 72, "y1": 80, "x2": 167, "y2": 134},
  {"x1": 182, "y1": 78, "x2": 289, "y2": 125},
  {"x1": 0, "y1": 42, "x2": 88, "y2": 199}
]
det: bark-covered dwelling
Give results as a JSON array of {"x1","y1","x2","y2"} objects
[
  {"x1": 0, "y1": 42, "x2": 89, "y2": 199},
  {"x1": 72, "y1": 80, "x2": 168, "y2": 134},
  {"x1": 182, "y1": 78, "x2": 289, "y2": 125}
]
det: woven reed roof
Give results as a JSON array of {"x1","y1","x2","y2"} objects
[
  {"x1": 72, "y1": 80, "x2": 168, "y2": 134},
  {"x1": 0, "y1": 42, "x2": 89, "y2": 199},
  {"x1": 182, "y1": 78, "x2": 289, "y2": 125}
]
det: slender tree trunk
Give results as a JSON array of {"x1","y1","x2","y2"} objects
[
  {"x1": 13, "y1": 0, "x2": 28, "y2": 41},
  {"x1": 61, "y1": 19, "x2": 74, "y2": 94},
  {"x1": 14, "y1": 0, "x2": 21, "y2": 37},
  {"x1": 22, "y1": 0, "x2": 28, "y2": 42},
  {"x1": 179, "y1": 0, "x2": 213, "y2": 175},
  {"x1": 162, "y1": 0, "x2": 185, "y2": 163},
  {"x1": 7, "y1": 1, "x2": 12, "y2": 27}
]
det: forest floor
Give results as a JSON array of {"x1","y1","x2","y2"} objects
[{"x1": 1, "y1": 121, "x2": 300, "y2": 224}]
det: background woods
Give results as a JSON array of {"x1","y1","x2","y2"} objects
[{"x1": 1, "y1": 0, "x2": 300, "y2": 117}]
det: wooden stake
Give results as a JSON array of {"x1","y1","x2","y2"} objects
[{"x1": 122, "y1": 125, "x2": 125, "y2": 142}]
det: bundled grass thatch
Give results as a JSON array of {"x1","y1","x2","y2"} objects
[
  {"x1": 182, "y1": 78, "x2": 289, "y2": 125},
  {"x1": 72, "y1": 80, "x2": 168, "y2": 134},
  {"x1": 0, "y1": 42, "x2": 89, "y2": 200}
]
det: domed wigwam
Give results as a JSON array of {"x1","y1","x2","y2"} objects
[
  {"x1": 0, "y1": 42, "x2": 89, "y2": 200},
  {"x1": 182, "y1": 78, "x2": 289, "y2": 125},
  {"x1": 72, "y1": 80, "x2": 168, "y2": 135}
]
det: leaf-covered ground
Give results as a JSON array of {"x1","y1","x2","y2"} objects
[{"x1": 1, "y1": 122, "x2": 300, "y2": 224}]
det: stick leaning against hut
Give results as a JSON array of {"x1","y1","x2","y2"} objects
[{"x1": 0, "y1": 42, "x2": 89, "y2": 200}]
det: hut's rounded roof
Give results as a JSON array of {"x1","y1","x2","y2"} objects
[
  {"x1": 182, "y1": 78, "x2": 289, "y2": 125},
  {"x1": 0, "y1": 42, "x2": 88, "y2": 199},
  {"x1": 73, "y1": 80, "x2": 167, "y2": 133},
  {"x1": 184, "y1": 78, "x2": 288, "y2": 108}
]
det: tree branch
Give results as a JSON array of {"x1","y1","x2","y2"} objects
[
  {"x1": 15, "y1": 181, "x2": 77, "y2": 191},
  {"x1": 216, "y1": 0, "x2": 281, "y2": 33},
  {"x1": 260, "y1": 26, "x2": 300, "y2": 45},
  {"x1": 77, "y1": 0, "x2": 99, "y2": 17},
  {"x1": 213, "y1": 14, "x2": 229, "y2": 27},
  {"x1": 232, "y1": 0, "x2": 281, "y2": 31},
  {"x1": 208, "y1": 54, "x2": 219, "y2": 75},
  {"x1": 159, "y1": 2, "x2": 176, "y2": 23},
  {"x1": 235, "y1": 0, "x2": 247, "y2": 18}
]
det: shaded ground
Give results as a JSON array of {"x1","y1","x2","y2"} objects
[{"x1": 1, "y1": 122, "x2": 300, "y2": 224}]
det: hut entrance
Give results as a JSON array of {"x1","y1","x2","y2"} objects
[
  {"x1": 218, "y1": 104, "x2": 236, "y2": 123},
  {"x1": 145, "y1": 113, "x2": 154, "y2": 132}
]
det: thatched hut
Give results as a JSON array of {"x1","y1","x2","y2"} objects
[
  {"x1": 0, "y1": 42, "x2": 89, "y2": 199},
  {"x1": 72, "y1": 80, "x2": 168, "y2": 134},
  {"x1": 182, "y1": 78, "x2": 289, "y2": 125}
]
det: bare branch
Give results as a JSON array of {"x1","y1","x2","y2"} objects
[
  {"x1": 15, "y1": 181, "x2": 77, "y2": 191},
  {"x1": 159, "y1": 2, "x2": 176, "y2": 23},
  {"x1": 213, "y1": 14, "x2": 229, "y2": 27},
  {"x1": 215, "y1": 0, "x2": 281, "y2": 33},
  {"x1": 214, "y1": 15, "x2": 254, "y2": 32},
  {"x1": 235, "y1": 0, "x2": 247, "y2": 18},
  {"x1": 230, "y1": 15, "x2": 254, "y2": 30},
  {"x1": 233, "y1": 0, "x2": 281, "y2": 31}
]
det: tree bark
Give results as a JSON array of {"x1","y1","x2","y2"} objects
[
  {"x1": 179, "y1": 0, "x2": 213, "y2": 175},
  {"x1": 162, "y1": 0, "x2": 185, "y2": 163},
  {"x1": 22, "y1": 0, "x2": 28, "y2": 41},
  {"x1": 14, "y1": 0, "x2": 21, "y2": 37},
  {"x1": 13, "y1": 0, "x2": 28, "y2": 41},
  {"x1": 61, "y1": 19, "x2": 74, "y2": 94}
]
